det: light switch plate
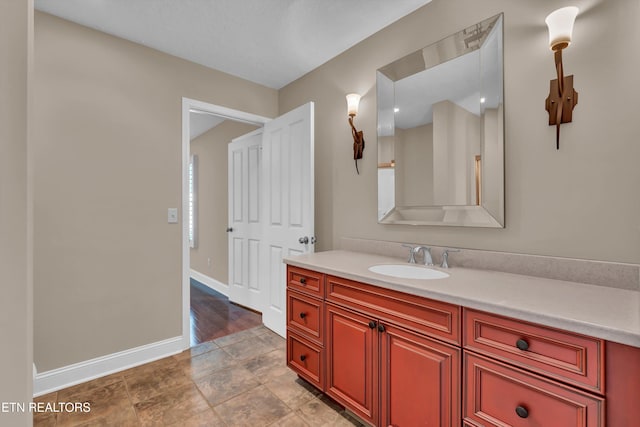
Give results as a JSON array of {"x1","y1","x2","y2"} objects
[{"x1": 168, "y1": 208, "x2": 178, "y2": 224}]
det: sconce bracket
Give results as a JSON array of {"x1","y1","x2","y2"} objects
[
  {"x1": 353, "y1": 130, "x2": 364, "y2": 160},
  {"x1": 545, "y1": 75, "x2": 578, "y2": 125},
  {"x1": 349, "y1": 115, "x2": 365, "y2": 174}
]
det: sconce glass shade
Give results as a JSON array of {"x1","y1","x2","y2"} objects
[
  {"x1": 545, "y1": 6, "x2": 579, "y2": 51},
  {"x1": 346, "y1": 93, "x2": 361, "y2": 116}
]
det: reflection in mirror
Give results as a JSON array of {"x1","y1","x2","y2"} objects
[{"x1": 377, "y1": 14, "x2": 504, "y2": 227}]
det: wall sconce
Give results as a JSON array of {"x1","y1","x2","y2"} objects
[
  {"x1": 346, "y1": 93, "x2": 365, "y2": 174},
  {"x1": 544, "y1": 6, "x2": 579, "y2": 149}
]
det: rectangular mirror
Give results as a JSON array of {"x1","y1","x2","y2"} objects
[{"x1": 377, "y1": 13, "x2": 504, "y2": 227}]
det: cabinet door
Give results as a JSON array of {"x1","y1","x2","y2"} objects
[
  {"x1": 380, "y1": 323, "x2": 461, "y2": 427},
  {"x1": 326, "y1": 303, "x2": 378, "y2": 425}
]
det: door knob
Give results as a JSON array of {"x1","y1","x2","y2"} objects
[
  {"x1": 226, "y1": 227, "x2": 233, "y2": 232},
  {"x1": 298, "y1": 236, "x2": 309, "y2": 244}
]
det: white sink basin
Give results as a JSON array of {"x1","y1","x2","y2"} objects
[{"x1": 368, "y1": 264, "x2": 449, "y2": 280}]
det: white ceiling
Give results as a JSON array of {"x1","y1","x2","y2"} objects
[
  {"x1": 189, "y1": 111, "x2": 226, "y2": 141},
  {"x1": 378, "y1": 15, "x2": 502, "y2": 133},
  {"x1": 34, "y1": 0, "x2": 433, "y2": 89}
]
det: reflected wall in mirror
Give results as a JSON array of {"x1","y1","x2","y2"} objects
[{"x1": 377, "y1": 14, "x2": 504, "y2": 227}]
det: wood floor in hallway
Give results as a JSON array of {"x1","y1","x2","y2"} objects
[{"x1": 190, "y1": 278, "x2": 262, "y2": 346}]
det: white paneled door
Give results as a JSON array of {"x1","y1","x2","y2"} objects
[
  {"x1": 228, "y1": 103, "x2": 315, "y2": 337},
  {"x1": 227, "y1": 129, "x2": 264, "y2": 312},
  {"x1": 261, "y1": 103, "x2": 315, "y2": 337}
]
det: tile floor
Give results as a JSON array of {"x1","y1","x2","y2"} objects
[{"x1": 33, "y1": 326, "x2": 363, "y2": 426}]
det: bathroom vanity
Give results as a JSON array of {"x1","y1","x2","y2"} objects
[{"x1": 284, "y1": 250, "x2": 640, "y2": 427}]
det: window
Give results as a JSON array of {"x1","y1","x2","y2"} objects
[{"x1": 189, "y1": 154, "x2": 198, "y2": 248}]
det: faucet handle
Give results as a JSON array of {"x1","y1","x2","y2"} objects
[
  {"x1": 440, "y1": 249, "x2": 460, "y2": 269},
  {"x1": 401, "y1": 244, "x2": 417, "y2": 263}
]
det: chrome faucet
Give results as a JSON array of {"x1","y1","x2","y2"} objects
[
  {"x1": 440, "y1": 249, "x2": 460, "y2": 268},
  {"x1": 414, "y1": 246, "x2": 434, "y2": 266},
  {"x1": 402, "y1": 244, "x2": 433, "y2": 265}
]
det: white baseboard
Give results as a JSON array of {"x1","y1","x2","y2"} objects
[
  {"x1": 190, "y1": 269, "x2": 229, "y2": 296},
  {"x1": 33, "y1": 336, "x2": 184, "y2": 397}
]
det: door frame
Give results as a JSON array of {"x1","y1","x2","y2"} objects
[{"x1": 181, "y1": 97, "x2": 271, "y2": 349}]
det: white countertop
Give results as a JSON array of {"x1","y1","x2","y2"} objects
[{"x1": 284, "y1": 250, "x2": 640, "y2": 348}]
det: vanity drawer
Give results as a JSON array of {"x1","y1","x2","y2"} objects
[
  {"x1": 287, "y1": 290, "x2": 323, "y2": 344},
  {"x1": 287, "y1": 331, "x2": 324, "y2": 391},
  {"x1": 326, "y1": 275, "x2": 460, "y2": 345},
  {"x1": 464, "y1": 352, "x2": 604, "y2": 427},
  {"x1": 463, "y1": 308, "x2": 604, "y2": 393},
  {"x1": 288, "y1": 266, "x2": 324, "y2": 298}
]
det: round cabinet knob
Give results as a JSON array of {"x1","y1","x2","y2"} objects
[
  {"x1": 299, "y1": 312, "x2": 307, "y2": 319},
  {"x1": 299, "y1": 355, "x2": 307, "y2": 362},
  {"x1": 368, "y1": 321, "x2": 377, "y2": 329},
  {"x1": 515, "y1": 405, "x2": 529, "y2": 418},
  {"x1": 516, "y1": 339, "x2": 530, "y2": 351},
  {"x1": 378, "y1": 324, "x2": 386, "y2": 333},
  {"x1": 299, "y1": 278, "x2": 306, "y2": 285}
]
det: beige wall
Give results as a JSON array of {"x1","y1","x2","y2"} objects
[
  {"x1": 279, "y1": 0, "x2": 640, "y2": 264},
  {"x1": 190, "y1": 121, "x2": 259, "y2": 283},
  {"x1": 396, "y1": 124, "x2": 434, "y2": 206},
  {"x1": 0, "y1": 0, "x2": 33, "y2": 423},
  {"x1": 432, "y1": 100, "x2": 480, "y2": 205},
  {"x1": 33, "y1": 12, "x2": 277, "y2": 371}
]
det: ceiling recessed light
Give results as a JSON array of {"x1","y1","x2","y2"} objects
[
  {"x1": 480, "y1": 97, "x2": 486, "y2": 104},
  {"x1": 394, "y1": 107, "x2": 400, "y2": 113}
]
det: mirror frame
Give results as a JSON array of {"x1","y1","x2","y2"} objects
[{"x1": 376, "y1": 13, "x2": 504, "y2": 228}]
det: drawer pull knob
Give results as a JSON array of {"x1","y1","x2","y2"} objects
[
  {"x1": 299, "y1": 277, "x2": 307, "y2": 285},
  {"x1": 516, "y1": 339, "x2": 529, "y2": 351},
  {"x1": 378, "y1": 324, "x2": 386, "y2": 333},
  {"x1": 299, "y1": 312, "x2": 307, "y2": 319},
  {"x1": 515, "y1": 406, "x2": 529, "y2": 418},
  {"x1": 368, "y1": 321, "x2": 377, "y2": 329},
  {"x1": 300, "y1": 355, "x2": 307, "y2": 362}
]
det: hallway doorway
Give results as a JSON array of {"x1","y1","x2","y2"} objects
[{"x1": 182, "y1": 97, "x2": 271, "y2": 348}]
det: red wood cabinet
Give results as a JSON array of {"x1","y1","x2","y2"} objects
[
  {"x1": 287, "y1": 265, "x2": 324, "y2": 297},
  {"x1": 380, "y1": 323, "x2": 460, "y2": 427},
  {"x1": 325, "y1": 302, "x2": 461, "y2": 427},
  {"x1": 464, "y1": 352, "x2": 604, "y2": 426},
  {"x1": 287, "y1": 290, "x2": 323, "y2": 344},
  {"x1": 605, "y1": 341, "x2": 640, "y2": 427},
  {"x1": 285, "y1": 263, "x2": 640, "y2": 427},
  {"x1": 464, "y1": 308, "x2": 604, "y2": 393},
  {"x1": 326, "y1": 274, "x2": 461, "y2": 345},
  {"x1": 286, "y1": 266, "x2": 326, "y2": 390},
  {"x1": 287, "y1": 331, "x2": 324, "y2": 390},
  {"x1": 326, "y1": 303, "x2": 378, "y2": 424}
]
